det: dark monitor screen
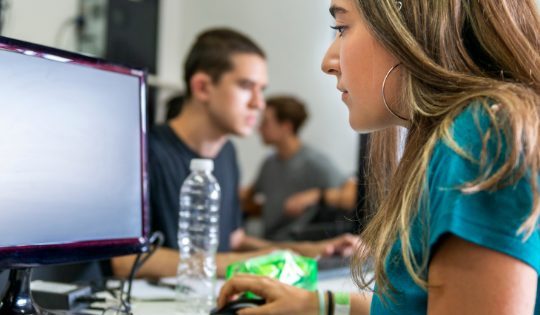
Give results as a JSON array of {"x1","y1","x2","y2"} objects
[{"x1": 0, "y1": 37, "x2": 148, "y2": 268}]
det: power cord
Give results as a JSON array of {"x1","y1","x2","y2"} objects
[
  {"x1": 101, "y1": 231, "x2": 164, "y2": 315},
  {"x1": 54, "y1": 15, "x2": 85, "y2": 49},
  {"x1": 126, "y1": 231, "x2": 164, "y2": 304}
]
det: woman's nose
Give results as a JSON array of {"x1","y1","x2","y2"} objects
[{"x1": 321, "y1": 39, "x2": 340, "y2": 76}]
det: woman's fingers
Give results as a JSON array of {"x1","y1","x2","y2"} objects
[
  {"x1": 236, "y1": 303, "x2": 278, "y2": 315},
  {"x1": 217, "y1": 275, "x2": 277, "y2": 308},
  {"x1": 218, "y1": 275, "x2": 319, "y2": 315}
]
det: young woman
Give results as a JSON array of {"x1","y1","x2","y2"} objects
[{"x1": 217, "y1": 0, "x2": 540, "y2": 314}]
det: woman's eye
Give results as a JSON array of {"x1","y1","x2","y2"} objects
[{"x1": 330, "y1": 25, "x2": 347, "y2": 36}]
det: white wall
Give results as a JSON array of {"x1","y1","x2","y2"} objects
[
  {"x1": 2, "y1": 0, "x2": 78, "y2": 52},
  {"x1": 158, "y1": 0, "x2": 358, "y2": 185}
]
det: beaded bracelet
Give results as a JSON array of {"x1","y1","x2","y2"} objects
[
  {"x1": 334, "y1": 291, "x2": 351, "y2": 315},
  {"x1": 326, "y1": 290, "x2": 334, "y2": 315}
]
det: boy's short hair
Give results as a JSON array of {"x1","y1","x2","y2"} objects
[
  {"x1": 266, "y1": 96, "x2": 309, "y2": 134},
  {"x1": 183, "y1": 28, "x2": 266, "y2": 98}
]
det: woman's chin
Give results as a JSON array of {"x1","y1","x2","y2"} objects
[
  {"x1": 349, "y1": 116, "x2": 369, "y2": 133},
  {"x1": 349, "y1": 117, "x2": 384, "y2": 134}
]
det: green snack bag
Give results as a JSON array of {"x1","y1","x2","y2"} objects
[{"x1": 225, "y1": 250, "x2": 317, "y2": 296}]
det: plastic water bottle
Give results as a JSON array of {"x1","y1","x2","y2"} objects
[{"x1": 176, "y1": 159, "x2": 220, "y2": 314}]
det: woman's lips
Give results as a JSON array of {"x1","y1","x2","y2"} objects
[
  {"x1": 341, "y1": 91, "x2": 349, "y2": 102},
  {"x1": 337, "y1": 84, "x2": 348, "y2": 102}
]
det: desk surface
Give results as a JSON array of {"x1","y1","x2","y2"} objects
[
  {"x1": 136, "y1": 274, "x2": 357, "y2": 315},
  {"x1": 86, "y1": 271, "x2": 359, "y2": 315}
]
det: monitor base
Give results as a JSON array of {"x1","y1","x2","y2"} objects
[{"x1": 0, "y1": 268, "x2": 60, "y2": 315}]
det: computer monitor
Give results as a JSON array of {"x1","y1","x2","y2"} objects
[{"x1": 0, "y1": 36, "x2": 148, "y2": 314}]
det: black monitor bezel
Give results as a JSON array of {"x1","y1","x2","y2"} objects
[{"x1": 0, "y1": 36, "x2": 149, "y2": 268}]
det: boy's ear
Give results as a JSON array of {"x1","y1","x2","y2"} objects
[
  {"x1": 281, "y1": 120, "x2": 295, "y2": 134},
  {"x1": 190, "y1": 72, "x2": 213, "y2": 102}
]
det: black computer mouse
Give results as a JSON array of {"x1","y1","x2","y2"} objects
[{"x1": 209, "y1": 297, "x2": 266, "y2": 315}]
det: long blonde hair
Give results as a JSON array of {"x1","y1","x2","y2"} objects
[{"x1": 352, "y1": 0, "x2": 540, "y2": 297}]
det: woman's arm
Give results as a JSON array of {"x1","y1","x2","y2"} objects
[
  {"x1": 350, "y1": 291, "x2": 372, "y2": 315},
  {"x1": 428, "y1": 236, "x2": 537, "y2": 315}
]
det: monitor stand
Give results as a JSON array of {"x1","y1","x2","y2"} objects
[{"x1": 0, "y1": 268, "x2": 58, "y2": 315}]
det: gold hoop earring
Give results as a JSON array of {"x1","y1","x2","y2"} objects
[{"x1": 382, "y1": 63, "x2": 408, "y2": 121}]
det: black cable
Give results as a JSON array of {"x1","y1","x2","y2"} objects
[
  {"x1": 126, "y1": 231, "x2": 164, "y2": 303},
  {"x1": 113, "y1": 231, "x2": 164, "y2": 314},
  {"x1": 135, "y1": 231, "x2": 164, "y2": 274},
  {"x1": 124, "y1": 253, "x2": 141, "y2": 307},
  {"x1": 327, "y1": 291, "x2": 334, "y2": 315},
  {"x1": 54, "y1": 17, "x2": 77, "y2": 48}
]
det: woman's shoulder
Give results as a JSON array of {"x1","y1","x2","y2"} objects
[
  {"x1": 428, "y1": 100, "x2": 515, "y2": 189},
  {"x1": 448, "y1": 101, "x2": 499, "y2": 146},
  {"x1": 426, "y1": 102, "x2": 540, "y2": 274},
  {"x1": 433, "y1": 100, "x2": 506, "y2": 163}
]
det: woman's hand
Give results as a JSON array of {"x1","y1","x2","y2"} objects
[{"x1": 217, "y1": 274, "x2": 318, "y2": 315}]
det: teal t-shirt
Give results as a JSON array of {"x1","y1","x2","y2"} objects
[{"x1": 371, "y1": 104, "x2": 540, "y2": 314}]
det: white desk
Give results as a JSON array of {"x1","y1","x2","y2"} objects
[{"x1": 88, "y1": 271, "x2": 359, "y2": 315}]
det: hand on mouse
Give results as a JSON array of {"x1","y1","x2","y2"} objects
[{"x1": 217, "y1": 274, "x2": 318, "y2": 315}]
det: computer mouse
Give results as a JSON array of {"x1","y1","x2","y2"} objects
[{"x1": 209, "y1": 297, "x2": 266, "y2": 315}]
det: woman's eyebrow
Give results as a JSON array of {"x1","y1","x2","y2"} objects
[{"x1": 329, "y1": 5, "x2": 348, "y2": 18}]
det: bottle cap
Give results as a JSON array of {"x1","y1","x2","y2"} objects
[{"x1": 190, "y1": 159, "x2": 214, "y2": 172}]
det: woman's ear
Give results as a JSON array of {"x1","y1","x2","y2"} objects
[{"x1": 190, "y1": 72, "x2": 212, "y2": 102}]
